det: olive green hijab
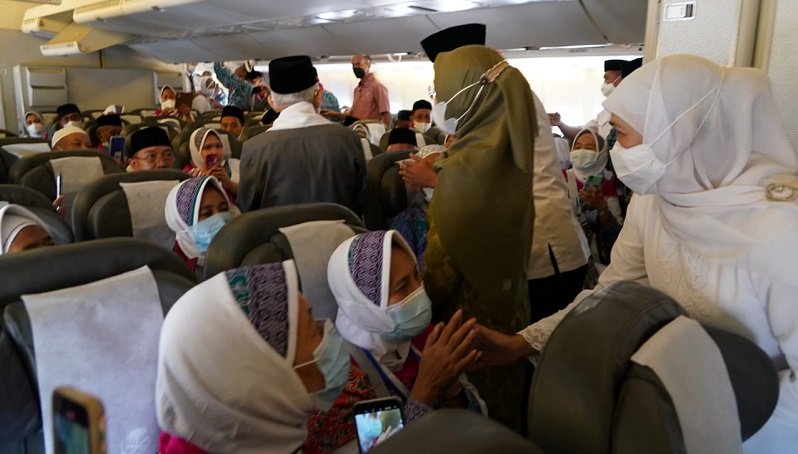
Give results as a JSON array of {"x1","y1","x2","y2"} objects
[{"x1": 426, "y1": 45, "x2": 536, "y2": 326}]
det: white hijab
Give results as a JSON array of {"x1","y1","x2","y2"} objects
[
  {"x1": 603, "y1": 54, "x2": 798, "y2": 260},
  {"x1": 157, "y1": 261, "x2": 313, "y2": 453},
  {"x1": 0, "y1": 204, "x2": 50, "y2": 254},
  {"x1": 328, "y1": 230, "x2": 417, "y2": 370},
  {"x1": 164, "y1": 176, "x2": 236, "y2": 261},
  {"x1": 188, "y1": 127, "x2": 231, "y2": 170},
  {"x1": 570, "y1": 127, "x2": 609, "y2": 182}
]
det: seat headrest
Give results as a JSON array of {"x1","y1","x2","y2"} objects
[
  {"x1": 70, "y1": 170, "x2": 190, "y2": 242},
  {"x1": 364, "y1": 151, "x2": 411, "y2": 230},
  {"x1": 8, "y1": 151, "x2": 125, "y2": 201},
  {"x1": 0, "y1": 185, "x2": 75, "y2": 245}
]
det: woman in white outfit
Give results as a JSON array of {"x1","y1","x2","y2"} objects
[{"x1": 477, "y1": 54, "x2": 798, "y2": 451}]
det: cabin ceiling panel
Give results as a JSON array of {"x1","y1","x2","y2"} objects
[
  {"x1": 581, "y1": 0, "x2": 646, "y2": 44},
  {"x1": 320, "y1": 15, "x2": 440, "y2": 56},
  {"x1": 128, "y1": 37, "x2": 220, "y2": 62}
]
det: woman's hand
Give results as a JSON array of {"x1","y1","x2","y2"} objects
[
  {"x1": 472, "y1": 324, "x2": 535, "y2": 368},
  {"x1": 411, "y1": 310, "x2": 480, "y2": 406},
  {"x1": 52, "y1": 195, "x2": 65, "y2": 218},
  {"x1": 579, "y1": 186, "x2": 607, "y2": 212},
  {"x1": 399, "y1": 154, "x2": 437, "y2": 189}
]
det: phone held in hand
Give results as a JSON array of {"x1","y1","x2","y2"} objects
[
  {"x1": 584, "y1": 174, "x2": 603, "y2": 191},
  {"x1": 109, "y1": 136, "x2": 125, "y2": 163},
  {"x1": 353, "y1": 397, "x2": 405, "y2": 453},
  {"x1": 52, "y1": 387, "x2": 107, "y2": 454},
  {"x1": 205, "y1": 154, "x2": 221, "y2": 168},
  {"x1": 55, "y1": 173, "x2": 62, "y2": 198}
]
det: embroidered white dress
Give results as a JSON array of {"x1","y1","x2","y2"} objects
[{"x1": 520, "y1": 194, "x2": 798, "y2": 452}]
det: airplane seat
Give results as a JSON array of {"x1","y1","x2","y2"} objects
[
  {"x1": 0, "y1": 238, "x2": 195, "y2": 454},
  {"x1": 8, "y1": 150, "x2": 125, "y2": 202},
  {"x1": 196, "y1": 110, "x2": 221, "y2": 120},
  {"x1": 527, "y1": 281, "x2": 779, "y2": 453},
  {"x1": 151, "y1": 117, "x2": 184, "y2": 134},
  {"x1": 364, "y1": 150, "x2": 411, "y2": 230},
  {"x1": 85, "y1": 118, "x2": 130, "y2": 147},
  {"x1": 0, "y1": 185, "x2": 73, "y2": 245},
  {"x1": 372, "y1": 409, "x2": 542, "y2": 454},
  {"x1": 120, "y1": 114, "x2": 142, "y2": 125},
  {"x1": 83, "y1": 110, "x2": 104, "y2": 120},
  {"x1": 174, "y1": 130, "x2": 242, "y2": 169},
  {"x1": 351, "y1": 120, "x2": 386, "y2": 146},
  {"x1": 70, "y1": 170, "x2": 190, "y2": 246},
  {"x1": 240, "y1": 124, "x2": 271, "y2": 141},
  {"x1": 138, "y1": 109, "x2": 158, "y2": 118},
  {"x1": 204, "y1": 202, "x2": 366, "y2": 320},
  {"x1": 123, "y1": 122, "x2": 178, "y2": 142},
  {"x1": 0, "y1": 139, "x2": 49, "y2": 184},
  {"x1": 0, "y1": 129, "x2": 19, "y2": 139}
]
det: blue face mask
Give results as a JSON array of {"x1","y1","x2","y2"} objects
[
  {"x1": 295, "y1": 320, "x2": 351, "y2": 412},
  {"x1": 381, "y1": 286, "x2": 432, "y2": 343},
  {"x1": 189, "y1": 211, "x2": 231, "y2": 253}
]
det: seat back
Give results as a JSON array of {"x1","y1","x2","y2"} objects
[
  {"x1": 240, "y1": 124, "x2": 270, "y2": 141},
  {"x1": 364, "y1": 151, "x2": 411, "y2": 230},
  {"x1": 204, "y1": 203, "x2": 366, "y2": 319},
  {"x1": 528, "y1": 281, "x2": 779, "y2": 453},
  {"x1": 70, "y1": 170, "x2": 190, "y2": 243},
  {"x1": 0, "y1": 238, "x2": 194, "y2": 454},
  {"x1": 351, "y1": 120, "x2": 386, "y2": 146},
  {"x1": 8, "y1": 151, "x2": 125, "y2": 201},
  {"x1": 0, "y1": 185, "x2": 73, "y2": 245},
  {"x1": 372, "y1": 409, "x2": 542, "y2": 454},
  {"x1": 175, "y1": 130, "x2": 242, "y2": 169},
  {"x1": 0, "y1": 139, "x2": 49, "y2": 184}
]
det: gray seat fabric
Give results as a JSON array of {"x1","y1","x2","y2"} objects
[
  {"x1": 69, "y1": 170, "x2": 190, "y2": 242},
  {"x1": 8, "y1": 151, "x2": 124, "y2": 201},
  {"x1": 0, "y1": 238, "x2": 194, "y2": 454},
  {"x1": 528, "y1": 281, "x2": 779, "y2": 453},
  {"x1": 240, "y1": 124, "x2": 270, "y2": 141},
  {"x1": 372, "y1": 409, "x2": 542, "y2": 453},
  {"x1": 0, "y1": 185, "x2": 73, "y2": 245},
  {"x1": 364, "y1": 150, "x2": 411, "y2": 230},
  {"x1": 0, "y1": 139, "x2": 49, "y2": 185}
]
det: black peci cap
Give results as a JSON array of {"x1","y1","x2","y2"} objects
[
  {"x1": 221, "y1": 105, "x2": 245, "y2": 124},
  {"x1": 96, "y1": 114, "x2": 122, "y2": 128},
  {"x1": 387, "y1": 128, "x2": 417, "y2": 147},
  {"x1": 412, "y1": 100, "x2": 432, "y2": 112},
  {"x1": 420, "y1": 23, "x2": 487, "y2": 62},
  {"x1": 268, "y1": 55, "x2": 318, "y2": 94},
  {"x1": 129, "y1": 126, "x2": 171, "y2": 157},
  {"x1": 621, "y1": 58, "x2": 643, "y2": 78},
  {"x1": 604, "y1": 59, "x2": 625, "y2": 72}
]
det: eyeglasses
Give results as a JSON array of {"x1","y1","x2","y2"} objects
[{"x1": 132, "y1": 151, "x2": 175, "y2": 163}]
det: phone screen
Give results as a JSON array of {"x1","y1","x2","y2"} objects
[
  {"x1": 354, "y1": 400, "x2": 404, "y2": 453},
  {"x1": 585, "y1": 174, "x2": 603, "y2": 190},
  {"x1": 54, "y1": 396, "x2": 90, "y2": 454},
  {"x1": 205, "y1": 154, "x2": 221, "y2": 168},
  {"x1": 56, "y1": 173, "x2": 62, "y2": 198},
  {"x1": 109, "y1": 136, "x2": 125, "y2": 162}
]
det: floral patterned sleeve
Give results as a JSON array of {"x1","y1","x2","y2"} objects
[{"x1": 403, "y1": 398, "x2": 432, "y2": 423}]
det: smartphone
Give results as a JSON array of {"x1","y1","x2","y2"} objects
[
  {"x1": 109, "y1": 136, "x2": 125, "y2": 163},
  {"x1": 353, "y1": 397, "x2": 404, "y2": 453},
  {"x1": 584, "y1": 174, "x2": 603, "y2": 190},
  {"x1": 205, "y1": 153, "x2": 221, "y2": 168},
  {"x1": 52, "y1": 387, "x2": 107, "y2": 454},
  {"x1": 55, "y1": 173, "x2": 62, "y2": 198}
]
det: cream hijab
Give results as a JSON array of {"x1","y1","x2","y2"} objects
[
  {"x1": 156, "y1": 261, "x2": 313, "y2": 453},
  {"x1": 0, "y1": 204, "x2": 50, "y2": 254},
  {"x1": 328, "y1": 230, "x2": 418, "y2": 370},
  {"x1": 570, "y1": 127, "x2": 609, "y2": 182},
  {"x1": 603, "y1": 54, "x2": 798, "y2": 261},
  {"x1": 189, "y1": 127, "x2": 231, "y2": 170}
]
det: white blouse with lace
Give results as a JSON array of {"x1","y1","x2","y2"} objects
[{"x1": 519, "y1": 194, "x2": 798, "y2": 452}]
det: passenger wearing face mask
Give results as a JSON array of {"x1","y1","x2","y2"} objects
[
  {"x1": 191, "y1": 76, "x2": 216, "y2": 114},
  {"x1": 379, "y1": 111, "x2": 428, "y2": 151},
  {"x1": 322, "y1": 55, "x2": 391, "y2": 128},
  {"x1": 419, "y1": 25, "x2": 534, "y2": 433},
  {"x1": 184, "y1": 127, "x2": 239, "y2": 198},
  {"x1": 54, "y1": 103, "x2": 83, "y2": 131},
  {"x1": 238, "y1": 55, "x2": 366, "y2": 215},
  {"x1": 213, "y1": 61, "x2": 255, "y2": 111},
  {"x1": 548, "y1": 58, "x2": 642, "y2": 143},
  {"x1": 411, "y1": 99, "x2": 445, "y2": 145},
  {"x1": 157, "y1": 261, "x2": 349, "y2": 453},
  {"x1": 94, "y1": 114, "x2": 123, "y2": 153},
  {"x1": 303, "y1": 231, "x2": 484, "y2": 452},
  {"x1": 156, "y1": 85, "x2": 193, "y2": 122},
  {"x1": 50, "y1": 125, "x2": 91, "y2": 151},
  {"x1": 164, "y1": 176, "x2": 238, "y2": 280},
  {"x1": 23, "y1": 111, "x2": 47, "y2": 139},
  {"x1": 563, "y1": 127, "x2": 623, "y2": 269}
]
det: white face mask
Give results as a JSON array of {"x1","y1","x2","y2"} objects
[
  {"x1": 570, "y1": 149, "x2": 598, "y2": 170},
  {"x1": 422, "y1": 187, "x2": 434, "y2": 202},
  {"x1": 601, "y1": 75, "x2": 621, "y2": 97},
  {"x1": 160, "y1": 99, "x2": 176, "y2": 111},
  {"x1": 609, "y1": 141, "x2": 668, "y2": 195},
  {"x1": 430, "y1": 79, "x2": 486, "y2": 136},
  {"x1": 413, "y1": 122, "x2": 431, "y2": 134},
  {"x1": 26, "y1": 123, "x2": 44, "y2": 138}
]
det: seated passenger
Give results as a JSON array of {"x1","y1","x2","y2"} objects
[
  {"x1": 395, "y1": 110, "x2": 413, "y2": 129},
  {"x1": 50, "y1": 125, "x2": 91, "y2": 151},
  {"x1": 164, "y1": 176, "x2": 236, "y2": 279},
  {"x1": 237, "y1": 55, "x2": 366, "y2": 214},
  {"x1": 24, "y1": 111, "x2": 46, "y2": 139},
  {"x1": 185, "y1": 127, "x2": 238, "y2": 197},
  {"x1": 410, "y1": 99, "x2": 445, "y2": 146},
  {"x1": 54, "y1": 103, "x2": 82, "y2": 130},
  {"x1": 305, "y1": 230, "x2": 483, "y2": 452},
  {"x1": 389, "y1": 145, "x2": 446, "y2": 266},
  {"x1": 220, "y1": 105, "x2": 245, "y2": 140},
  {"x1": 385, "y1": 128, "x2": 417, "y2": 153},
  {"x1": 564, "y1": 127, "x2": 623, "y2": 267},
  {"x1": 0, "y1": 204, "x2": 54, "y2": 254},
  {"x1": 127, "y1": 127, "x2": 177, "y2": 172},
  {"x1": 157, "y1": 261, "x2": 350, "y2": 453},
  {"x1": 156, "y1": 85, "x2": 192, "y2": 122},
  {"x1": 94, "y1": 114, "x2": 123, "y2": 153}
]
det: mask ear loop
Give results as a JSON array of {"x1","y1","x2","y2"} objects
[{"x1": 452, "y1": 60, "x2": 511, "y2": 123}]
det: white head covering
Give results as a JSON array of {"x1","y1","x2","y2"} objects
[
  {"x1": 189, "y1": 127, "x2": 230, "y2": 170},
  {"x1": 570, "y1": 127, "x2": 609, "y2": 181},
  {"x1": 159, "y1": 85, "x2": 175, "y2": 101},
  {"x1": 157, "y1": 261, "x2": 313, "y2": 453},
  {"x1": 603, "y1": 54, "x2": 798, "y2": 259},
  {"x1": 0, "y1": 204, "x2": 50, "y2": 254},
  {"x1": 50, "y1": 125, "x2": 89, "y2": 149},
  {"x1": 328, "y1": 230, "x2": 418, "y2": 370},
  {"x1": 164, "y1": 176, "x2": 236, "y2": 261},
  {"x1": 24, "y1": 111, "x2": 43, "y2": 123}
]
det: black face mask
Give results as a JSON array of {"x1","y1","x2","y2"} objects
[{"x1": 353, "y1": 67, "x2": 366, "y2": 79}]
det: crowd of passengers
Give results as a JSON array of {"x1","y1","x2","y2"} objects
[{"x1": 2, "y1": 22, "x2": 797, "y2": 453}]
